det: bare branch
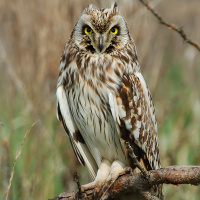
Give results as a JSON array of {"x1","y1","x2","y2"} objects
[
  {"x1": 126, "y1": 142, "x2": 149, "y2": 179},
  {"x1": 138, "y1": 0, "x2": 200, "y2": 51},
  {"x1": 49, "y1": 165, "x2": 200, "y2": 200},
  {"x1": 73, "y1": 172, "x2": 83, "y2": 199}
]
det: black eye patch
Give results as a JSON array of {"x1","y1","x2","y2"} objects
[
  {"x1": 82, "y1": 25, "x2": 93, "y2": 35},
  {"x1": 110, "y1": 25, "x2": 120, "y2": 35}
]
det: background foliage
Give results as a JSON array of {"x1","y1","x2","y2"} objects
[{"x1": 0, "y1": 0, "x2": 200, "y2": 199}]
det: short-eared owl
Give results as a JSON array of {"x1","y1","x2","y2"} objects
[{"x1": 56, "y1": 3, "x2": 163, "y2": 199}]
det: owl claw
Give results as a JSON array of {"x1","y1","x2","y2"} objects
[
  {"x1": 123, "y1": 166, "x2": 133, "y2": 175},
  {"x1": 92, "y1": 188, "x2": 97, "y2": 200},
  {"x1": 101, "y1": 184, "x2": 107, "y2": 194},
  {"x1": 107, "y1": 179, "x2": 112, "y2": 186}
]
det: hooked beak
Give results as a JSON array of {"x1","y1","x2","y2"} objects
[{"x1": 99, "y1": 34, "x2": 103, "y2": 52}]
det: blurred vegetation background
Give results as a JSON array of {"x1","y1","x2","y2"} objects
[{"x1": 0, "y1": 0, "x2": 200, "y2": 199}]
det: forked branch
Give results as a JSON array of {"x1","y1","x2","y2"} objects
[
  {"x1": 49, "y1": 166, "x2": 200, "y2": 200},
  {"x1": 138, "y1": 0, "x2": 200, "y2": 51}
]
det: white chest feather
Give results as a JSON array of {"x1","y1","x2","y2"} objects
[{"x1": 67, "y1": 77, "x2": 127, "y2": 166}]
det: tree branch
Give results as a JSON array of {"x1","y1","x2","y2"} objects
[
  {"x1": 49, "y1": 166, "x2": 200, "y2": 200},
  {"x1": 138, "y1": 0, "x2": 200, "y2": 51}
]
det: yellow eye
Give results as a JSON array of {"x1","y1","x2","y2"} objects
[
  {"x1": 84, "y1": 27, "x2": 93, "y2": 34},
  {"x1": 110, "y1": 27, "x2": 118, "y2": 35}
]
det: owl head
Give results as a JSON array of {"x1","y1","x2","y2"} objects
[{"x1": 72, "y1": 3, "x2": 131, "y2": 54}]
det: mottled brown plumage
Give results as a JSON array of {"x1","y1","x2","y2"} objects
[{"x1": 56, "y1": 2, "x2": 163, "y2": 199}]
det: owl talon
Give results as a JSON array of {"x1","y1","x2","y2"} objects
[
  {"x1": 123, "y1": 166, "x2": 133, "y2": 175},
  {"x1": 92, "y1": 188, "x2": 97, "y2": 200},
  {"x1": 101, "y1": 184, "x2": 107, "y2": 194},
  {"x1": 107, "y1": 179, "x2": 112, "y2": 186}
]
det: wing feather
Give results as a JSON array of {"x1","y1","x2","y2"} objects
[
  {"x1": 108, "y1": 72, "x2": 160, "y2": 170},
  {"x1": 56, "y1": 85, "x2": 98, "y2": 179},
  {"x1": 134, "y1": 72, "x2": 157, "y2": 132}
]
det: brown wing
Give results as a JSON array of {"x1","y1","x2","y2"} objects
[
  {"x1": 116, "y1": 72, "x2": 160, "y2": 170},
  {"x1": 110, "y1": 72, "x2": 163, "y2": 198}
]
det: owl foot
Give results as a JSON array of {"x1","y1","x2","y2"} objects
[
  {"x1": 83, "y1": 159, "x2": 126, "y2": 187},
  {"x1": 99, "y1": 161, "x2": 125, "y2": 200},
  {"x1": 81, "y1": 181, "x2": 96, "y2": 190},
  {"x1": 82, "y1": 159, "x2": 127, "y2": 199},
  {"x1": 106, "y1": 160, "x2": 126, "y2": 181},
  {"x1": 82, "y1": 159, "x2": 111, "y2": 190},
  {"x1": 98, "y1": 160, "x2": 126, "y2": 199}
]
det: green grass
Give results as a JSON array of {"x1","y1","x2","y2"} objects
[{"x1": 155, "y1": 56, "x2": 200, "y2": 199}]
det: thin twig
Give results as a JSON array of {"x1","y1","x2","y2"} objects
[
  {"x1": 74, "y1": 172, "x2": 83, "y2": 199},
  {"x1": 126, "y1": 142, "x2": 149, "y2": 179},
  {"x1": 138, "y1": 0, "x2": 200, "y2": 51}
]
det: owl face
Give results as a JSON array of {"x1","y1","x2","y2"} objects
[{"x1": 73, "y1": 3, "x2": 130, "y2": 54}]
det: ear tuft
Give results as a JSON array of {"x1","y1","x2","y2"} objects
[
  {"x1": 111, "y1": 2, "x2": 119, "y2": 12},
  {"x1": 111, "y1": 2, "x2": 118, "y2": 10}
]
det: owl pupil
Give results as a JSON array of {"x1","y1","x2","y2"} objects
[
  {"x1": 111, "y1": 28, "x2": 115, "y2": 32},
  {"x1": 87, "y1": 27, "x2": 91, "y2": 32}
]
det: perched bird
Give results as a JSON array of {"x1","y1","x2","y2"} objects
[{"x1": 56, "y1": 3, "x2": 163, "y2": 199}]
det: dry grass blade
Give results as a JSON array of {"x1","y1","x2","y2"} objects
[
  {"x1": 138, "y1": 0, "x2": 200, "y2": 51},
  {"x1": 0, "y1": 120, "x2": 4, "y2": 126},
  {"x1": 6, "y1": 121, "x2": 37, "y2": 200}
]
